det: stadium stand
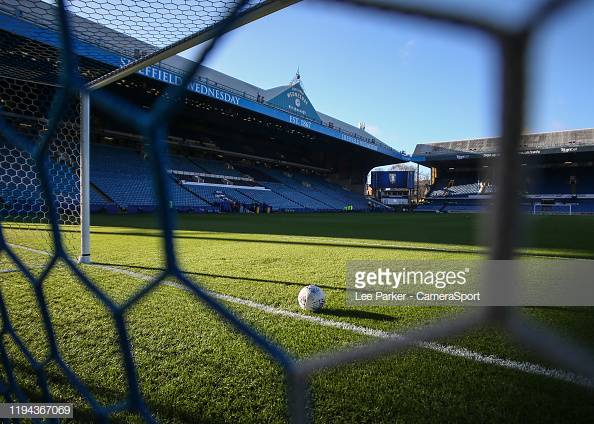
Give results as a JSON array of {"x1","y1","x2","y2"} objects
[
  {"x1": 189, "y1": 157, "x2": 245, "y2": 177},
  {"x1": 443, "y1": 203, "x2": 487, "y2": 213},
  {"x1": 89, "y1": 186, "x2": 117, "y2": 213},
  {"x1": 570, "y1": 199, "x2": 594, "y2": 213},
  {"x1": 1, "y1": 0, "x2": 404, "y2": 220},
  {"x1": 235, "y1": 187, "x2": 302, "y2": 211},
  {"x1": 91, "y1": 144, "x2": 214, "y2": 212},
  {"x1": 259, "y1": 168, "x2": 369, "y2": 211},
  {"x1": 295, "y1": 173, "x2": 371, "y2": 210},
  {"x1": 413, "y1": 128, "x2": 594, "y2": 214},
  {"x1": 264, "y1": 182, "x2": 331, "y2": 210},
  {"x1": 90, "y1": 144, "x2": 155, "y2": 211},
  {"x1": 87, "y1": 143, "x2": 371, "y2": 213},
  {"x1": 415, "y1": 203, "x2": 446, "y2": 213},
  {"x1": 168, "y1": 155, "x2": 203, "y2": 173}
]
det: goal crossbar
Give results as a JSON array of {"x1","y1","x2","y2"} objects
[{"x1": 86, "y1": 0, "x2": 301, "y2": 91}]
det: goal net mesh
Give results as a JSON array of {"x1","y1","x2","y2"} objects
[
  {"x1": 0, "y1": 0, "x2": 593, "y2": 422},
  {"x1": 0, "y1": 76, "x2": 81, "y2": 267}
]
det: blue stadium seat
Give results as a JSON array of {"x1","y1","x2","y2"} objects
[
  {"x1": 91, "y1": 144, "x2": 210, "y2": 211},
  {"x1": 84, "y1": 144, "x2": 372, "y2": 214}
]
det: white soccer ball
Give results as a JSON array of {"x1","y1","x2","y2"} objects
[{"x1": 298, "y1": 285, "x2": 325, "y2": 312}]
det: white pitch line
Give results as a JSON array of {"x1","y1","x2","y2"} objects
[
  {"x1": 0, "y1": 268, "x2": 23, "y2": 274},
  {"x1": 91, "y1": 263, "x2": 593, "y2": 389},
  {"x1": 6, "y1": 244, "x2": 51, "y2": 257},
  {"x1": 7, "y1": 243, "x2": 594, "y2": 389},
  {"x1": 0, "y1": 267, "x2": 44, "y2": 274}
]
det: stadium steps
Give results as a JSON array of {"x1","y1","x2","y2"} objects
[
  {"x1": 271, "y1": 184, "x2": 337, "y2": 209},
  {"x1": 291, "y1": 187, "x2": 337, "y2": 210},
  {"x1": 235, "y1": 186, "x2": 303, "y2": 210},
  {"x1": 292, "y1": 174, "x2": 353, "y2": 201},
  {"x1": 367, "y1": 197, "x2": 391, "y2": 210},
  {"x1": 90, "y1": 182, "x2": 119, "y2": 208},
  {"x1": 287, "y1": 174, "x2": 363, "y2": 210},
  {"x1": 170, "y1": 176, "x2": 216, "y2": 206},
  {"x1": 267, "y1": 184, "x2": 335, "y2": 210},
  {"x1": 184, "y1": 184, "x2": 240, "y2": 207},
  {"x1": 270, "y1": 189, "x2": 306, "y2": 209},
  {"x1": 306, "y1": 189, "x2": 353, "y2": 209},
  {"x1": 227, "y1": 189, "x2": 261, "y2": 205},
  {"x1": 260, "y1": 170, "x2": 337, "y2": 209}
]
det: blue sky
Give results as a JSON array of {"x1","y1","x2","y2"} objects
[{"x1": 194, "y1": 0, "x2": 594, "y2": 159}]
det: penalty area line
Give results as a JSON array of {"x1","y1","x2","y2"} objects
[{"x1": 6, "y1": 243, "x2": 594, "y2": 390}]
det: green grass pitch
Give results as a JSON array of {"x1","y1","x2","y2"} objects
[{"x1": 1, "y1": 212, "x2": 594, "y2": 422}]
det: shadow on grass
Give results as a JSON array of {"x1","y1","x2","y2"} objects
[
  {"x1": 89, "y1": 230, "x2": 593, "y2": 259},
  {"x1": 319, "y1": 308, "x2": 397, "y2": 322},
  {"x1": 91, "y1": 231, "x2": 482, "y2": 255},
  {"x1": 8, "y1": 213, "x2": 594, "y2": 257},
  {"x1": 92, "y1": 212, "x2": 483, "y2": 247},
  {"x1": 93, "y1": 262, "x2": 340, "y2": 291},
  {"x1": 9, "y1": 361, "x2": 247, "y2": 423},
  {"x1": 525, "y1": 306, "x2": 594, "y2": 314},
  {"x1": 89, "y1": 213, "x2": 594, "y2": 257},
  {"x1": 91, "y1": 264, "x2": 411, "y2": 323}
]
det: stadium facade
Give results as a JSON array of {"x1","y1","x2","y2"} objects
[
  {"x1": 0, "y1": 0, "x2": 408, "y2": 215},
  {"x1": 413, "y1": 128, "x2": 594, "y2": 214}
]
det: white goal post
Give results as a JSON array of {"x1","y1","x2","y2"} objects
[
  {"x1": 532, "y1": 202, "x2": 573, "y2": 215},
  {"x1": 77, "y1": 0, "x2": 301, "y2": 263},
  {"x1": 79, "y1": 92, "x2": 91, "y2": 263}
]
